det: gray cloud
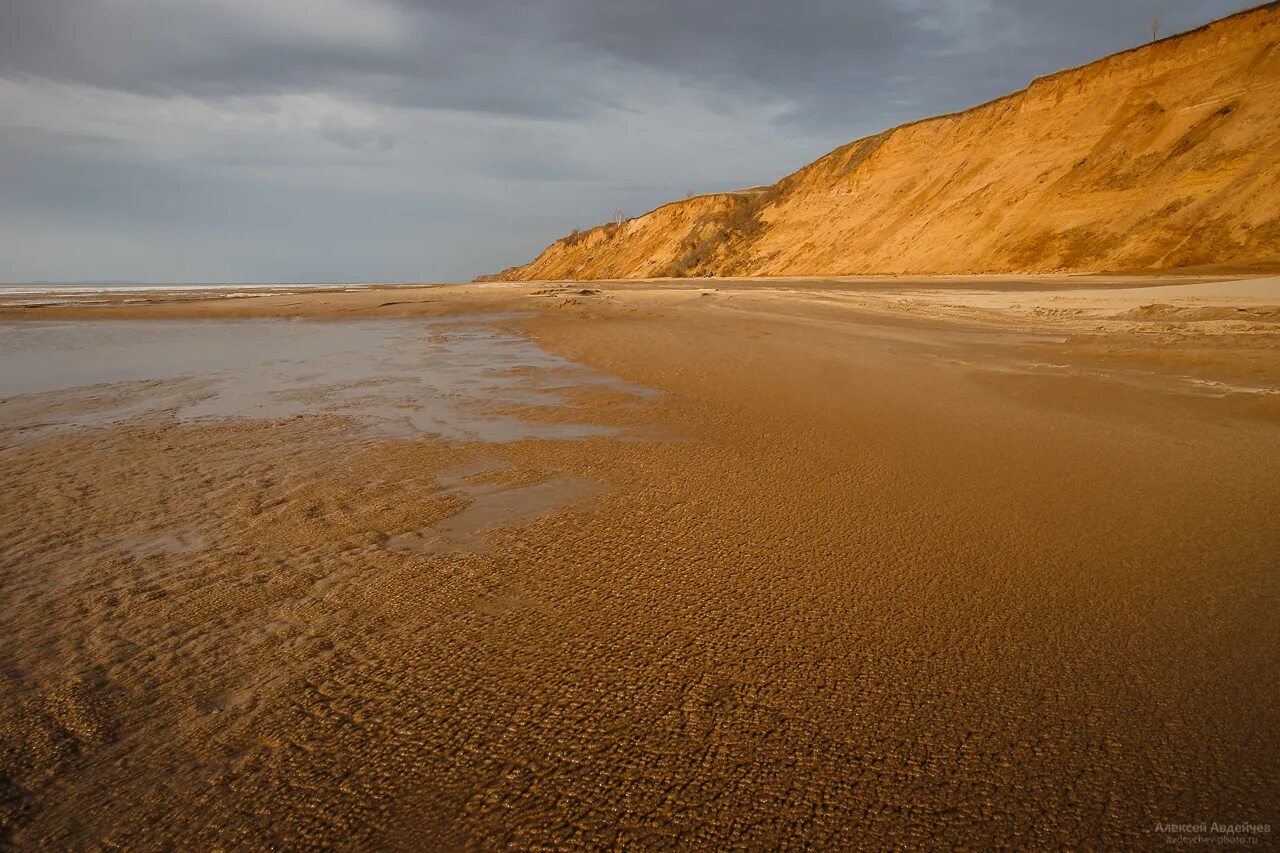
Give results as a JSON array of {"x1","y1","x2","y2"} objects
[{"x1": 0, "y1": 0, "x2": 1259, "y2": 281}]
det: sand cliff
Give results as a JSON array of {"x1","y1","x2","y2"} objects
[{"x1": 492, "y1": 3, "x2": 1280, "y2": 280}]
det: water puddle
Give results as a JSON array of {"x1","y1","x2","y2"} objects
[
  {"x1": 0, "y1": 318, "x2": 656, "y2": 445},
  {"x1": 387, "y1": 473, "x2": 608, "y2": 554},
  {"x1": 1182, "y1": 378, "x2": 1280, "y2": 397},
  {"x1": 122, "y1": 530, "x2": 206, "y2": 557}
]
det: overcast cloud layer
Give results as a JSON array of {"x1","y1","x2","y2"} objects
[{"x1": 0, "y1": 0, "x2": 1258, "y2": 282}]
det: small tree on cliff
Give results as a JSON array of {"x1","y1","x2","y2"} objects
[{"x1": 1150, "y1": 15, "x2": 1161, "y2": 41}]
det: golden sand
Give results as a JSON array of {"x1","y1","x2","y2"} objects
[{"x1": 1, "y1": 276, "x2": 1277, "y2": 848}]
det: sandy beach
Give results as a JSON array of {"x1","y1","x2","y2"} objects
[{"x1": 1, "y1": 275, "x2": 1277, "y2": 848}]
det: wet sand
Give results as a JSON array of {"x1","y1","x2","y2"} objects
[{"x1": 1, "y1": 276, "x2": 1277, "y2": 848}]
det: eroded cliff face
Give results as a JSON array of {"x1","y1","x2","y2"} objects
[{"x1": 492, "y1": 3, "x2": 1280, "y2": 280}]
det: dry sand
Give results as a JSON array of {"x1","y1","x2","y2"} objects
[{"x1": 1, "y1": 275, "x2": 1277, "y2": 848}]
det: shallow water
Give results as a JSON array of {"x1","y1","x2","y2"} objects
[
  {"x1": 0, "y1": 318, "x2": 655, "y2": 444},
  {"x1": 387, "y1": 471, "x2": 609, "y2": 554}
]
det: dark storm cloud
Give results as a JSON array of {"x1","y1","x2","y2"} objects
[
  {"x1": 0, "y1": 0, "x2": 592, "y2": 118},
  {"x1": 1, "y1": 0, "x2": 1253, "y2": 124}
]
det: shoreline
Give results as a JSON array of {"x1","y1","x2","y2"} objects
[
  {"x1": 3, "y1": 272, "x2": 1276, "y2": 317},
  {"x1": 6, "y1": 274, "x2": 1276, "y2": 411},
  {"x1": 0, "y1": 281, "x2": 444, "y2": 309}
]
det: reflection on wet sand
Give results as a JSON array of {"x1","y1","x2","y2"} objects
[
  {"x1": 386, "y1": 461, "x2": 608, "y2": 554},
  {"x1": 0, "y1": 317, "x2": 655, "y2": 447}
]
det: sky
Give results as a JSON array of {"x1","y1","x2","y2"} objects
[{"x1": 0, "y1": 0, "x2": 1261, "y2": 283}]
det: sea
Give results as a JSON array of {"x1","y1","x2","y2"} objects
[{"x1": 0, "y1": 281, "x2": 429, "y2": 304}]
